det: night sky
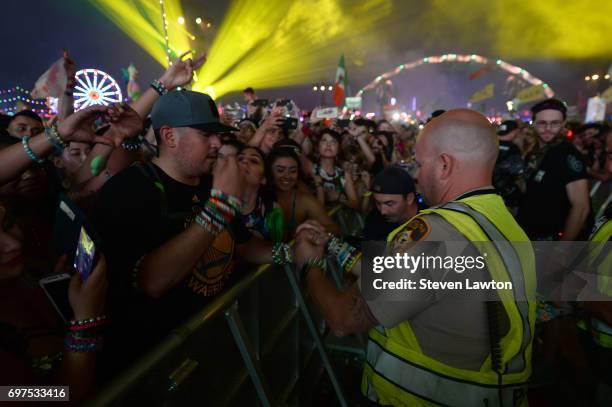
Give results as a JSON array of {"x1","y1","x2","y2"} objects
[{"x1": 1, "y1": 0, "x2": 610, "y2": 112}]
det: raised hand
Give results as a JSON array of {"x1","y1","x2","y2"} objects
[
  {"x1": 57, "y1": 105, "x2": 109, "y2": 144},
  {"x1": 213, "y1": 154, "x2": 244, "y2": 199},
  {"x1": 294, "y1": 220, "x2": 328, "y2": 267},
  {"x1": 159, "y1": 51, "x2": 207, "y2": 90},
  {"x1": 66, "y1": 255, "x2": 108, "y2": 320},
  {"x1": 106, "y1": 103, "x2": 144, "y2": 146}
]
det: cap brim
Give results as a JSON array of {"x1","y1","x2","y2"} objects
[{"x1": 189, "y1": 122, "x2": 238, "y2": 133}]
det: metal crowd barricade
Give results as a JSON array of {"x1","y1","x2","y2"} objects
[{"x1": 85, "y1": 205, "x2": 365, "y2": 407}]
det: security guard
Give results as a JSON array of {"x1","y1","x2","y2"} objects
[
  {"x1": 294, "y1": 109, "x2": 536, "y2": 406},
  {"x1": 578, "y1": 129, "x2": 612, "y2": 378}
]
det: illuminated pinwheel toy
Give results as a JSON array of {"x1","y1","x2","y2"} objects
[{"x1": 73, "y1": 69, "x2": 123, "y2": 111}]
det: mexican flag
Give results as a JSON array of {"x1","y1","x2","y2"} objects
[{"x1": 332, "y1": 55, "x2": 347, "y2": 107}]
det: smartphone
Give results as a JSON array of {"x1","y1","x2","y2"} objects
[
  {"x1": 280, "y1": 117, "x2": 299, "y2": 131},
  {"x1": 40, "y1": 274, "x2": 73, "y2": 323},
  {"x1": 74, "y1": 226, "x2": 98, "y2": 282}
]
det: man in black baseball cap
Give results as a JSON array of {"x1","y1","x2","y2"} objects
[
  {"x1": 93, "y1": 90, "x2": 278, "y2": 374},
  {"x1": 363, "y1": 165, "x2": 419, "y2": 240},
  {"x1": 150, "y1": 90, "x2": 237, "y2": 173}
]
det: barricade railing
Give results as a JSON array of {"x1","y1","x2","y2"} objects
[{"x1": 86, "y1": 204, "x2": 364, "y2": 406}]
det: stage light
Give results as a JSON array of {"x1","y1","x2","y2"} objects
[
  {"x1": 203, "y1": 86, "x2": 216, "y2": 100},
  {"x1": 606, "y1": 74, "x2": 611, "y2": 79},
  {"x1": 93, "y1": 0, "x2": 393, "y2": 98},
  {"x1": 328, "y1": 86, "x2": 333, "y2": 91},
  {"x1": 192, "y1": 0, "x2": 393, "y2": 98},
  {"x1": 592, "y1": 74, "x2": 600, "y2": 80},
  {"x1": 585, "y1": 76, "x2": 591, "y2": 81},
  {"x1": 90, "y1": 0, "x2": 192, "y2": 67},
  {"x1": 196, "y1": 17, "x2": 202, "y2": 24},
  {"x1": 313, "y1": 86, "x2": 318, "y2": 91}
]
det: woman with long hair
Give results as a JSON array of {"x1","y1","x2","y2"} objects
[
  {"x1": 266, "y1": 146, "x2": 340, "y2": 240},
  {"x1": 312, "y1": 129, "x2": 358, "y2": 210},
  {"x1": 0, "y1": 203, "x2": 108, "y2": 402},
  {"x1": 237, "y1": 146, "x2": 285, "y2": 242}
]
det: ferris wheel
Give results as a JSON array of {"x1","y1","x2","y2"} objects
[{"x1": 73, "y1": 69, "x2": 123, "y2": 111}]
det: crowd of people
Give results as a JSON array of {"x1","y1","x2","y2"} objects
[{"x1": 0, "y1": 51, "x2": 611, "y2": 405}]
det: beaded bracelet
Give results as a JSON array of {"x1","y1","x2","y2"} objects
[
  {"x1": 121, "y1": 138, "x2": 142, "y2": 151},
  {"x1": 150, "y1": 79, "x2": 169, "y2": 96},
  {"x1": 44, "y1": 126, "x2": 66, "y2": 150},
  {"x1": 69, "y1": 315, "x2": 107, "y2": 327},
  {"x1": 195, "y1": 211, "x2": 224, "y2": 236},
  {"x1": 64, "y1": 334, "x2": 104, "y2": 353},
  {"x1": 203, "y1": 201, "x2": 230, "y2": 226},
  {"x1": 272, "y1": 242, "x2": 293, "y2": 265},
  {"x1": 207, "y1": 198, "x2": 235, "y2": 221},
  {"x1": 195, "y1": 213, "x2": 216, "y2": 235},
  {"x1": 210, "y1": 189, "x2": 242, "y2": 213},
  {"x1": 21, "y1": 136, "x2": 44, "y2": 164},
  {"x1": 300, "y1": 257, "x2": 326, "y2": 279},
  {"x1": 69, "y1": 319, "x2": 107, "y2": 331}
]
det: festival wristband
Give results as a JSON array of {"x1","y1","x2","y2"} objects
[
  {"x1": 300, "y1": 257, "x2": 326, "y2": 279},
  {"x1": 22, "y1": 136, "x2": 44, "y2": 164},
  {"x1": 150, "y1": 79, "x2": 168, "y2": 96}
]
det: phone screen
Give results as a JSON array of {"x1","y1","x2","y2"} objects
[
  {"x1": 40, "y1": 274, "x2": 72, "y2": 323},
  {"x1": 74, "y1": 226, "x2": 96, "y2": 281}
]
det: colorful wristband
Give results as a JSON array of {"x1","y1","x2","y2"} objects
[{"x1": 21, "y1": 136, "x2": 44, "y2": 164}]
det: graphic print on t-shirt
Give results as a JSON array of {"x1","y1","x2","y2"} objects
[{"x1": 184, "y1": 205, "x2": 235, "y2": 297}]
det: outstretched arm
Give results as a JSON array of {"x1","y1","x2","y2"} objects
[{"x1": 130, "y1": 52, "x2": 206, "y2": 120}]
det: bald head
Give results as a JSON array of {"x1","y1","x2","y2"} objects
[
  {"x1": 421, "y1": 109, "x2": 498, "y2": 167},
  {"x1": 414, "y1": 109, "x2": 499, "y2": 205}
]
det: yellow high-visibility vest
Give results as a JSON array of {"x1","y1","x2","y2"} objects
[
  {"x1": 578, "y1": 218, "x2": 612, "y2": 348},
  {"x1": 363, "y1": 193, "x2": 536, "y2": 406}
]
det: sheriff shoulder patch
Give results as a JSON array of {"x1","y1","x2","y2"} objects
[{"x1": 395, "y1": 217, "x2": 431, "y2": 243}]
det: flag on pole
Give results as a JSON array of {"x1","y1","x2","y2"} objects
[
  {"x1": 469, "y1": 83, "x2": 494, "y2": 103},
  {"x1": 30, "y1": 58, "x2": 67, "y2": 99},
  {"x1": 332, "y1": 55, "x2": 347, "y2": 107}
]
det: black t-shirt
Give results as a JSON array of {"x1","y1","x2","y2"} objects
[
  {"x1": 493, "y1": 141, "x2": 524, "y2": 207},
  {"x1": 92, "y1": 163, "x2": 252, "y2": 374},
  {"x1": 362, "y1": 208, "x2": 402, "y2": 241},
  {"x1": 517, "y1": 141, "x2": 587, "y2": 239}
]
